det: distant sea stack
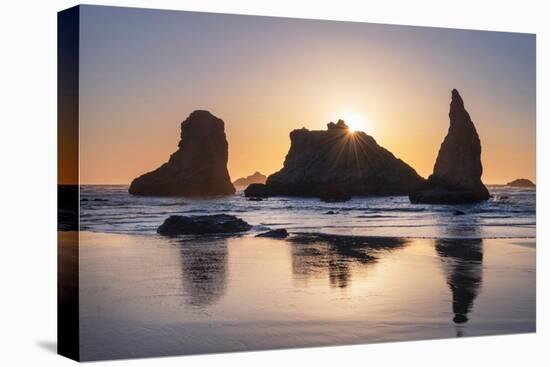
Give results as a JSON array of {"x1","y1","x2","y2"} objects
[
  {"x1": 410, "y1": 89, "x2": 490, "y2": 204},
  {"x1": 233, "y1": 171, "x2": 267, "y2": 189},
  {"x1": 129, "y1": 110, "x2": 235, "y2": 196},
  {"x1": 264, "y1": 120, "x2": 424, "y2": 197},
  {"x1": 507, "y1": 178, "x2": 535, "y2": 188}
]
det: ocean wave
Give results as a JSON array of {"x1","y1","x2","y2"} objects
[
  {"x1": 157, "y1": 202, "x2": 187, "y2": 207},
  {"x1": 364, "y1": 207, "x2": 426, "y2": 213},
  {"x1": 77, "y1": 185, "x2": 536, "y2": 239}
]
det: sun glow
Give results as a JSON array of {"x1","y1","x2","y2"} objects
[{"x1": 339, "y1": 112, "x2": 369, "y2": 133}]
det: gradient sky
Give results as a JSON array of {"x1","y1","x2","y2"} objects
[{"x1": 77, "y1": 5, "x2": 535, "y2": 185}]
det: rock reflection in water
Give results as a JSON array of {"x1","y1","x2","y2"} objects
[
  {"x1": 288, "y1": 233, "x2": 408, "y2": 288},
  {"x1": 175, "y1": 236, "x2": 229, "y2": 307},
  {"x1": 436, "y1": 238, "x2": 483, "y2": 325}
]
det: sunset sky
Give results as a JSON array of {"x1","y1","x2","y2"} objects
[{"x1": 76, "y1": 5, "x2": 535, "y2": 185}]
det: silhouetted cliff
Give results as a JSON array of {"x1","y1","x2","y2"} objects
[
  {"x1": 129, "y1": 111, "x2": 235, "y2": 196},
  {"x1": 265, "y1": 120, "x2": 424, "y2": 197},
  {"x1": 410, "y1": 89, "x2": 490, "y2": 204}
]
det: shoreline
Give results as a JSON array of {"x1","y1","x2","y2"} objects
[{"x1": 60, "y1": 229, "x2": 537, "y2": 242}]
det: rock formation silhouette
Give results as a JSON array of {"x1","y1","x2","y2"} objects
[
  {"x1": 506, "y1": 178, "x2": 535, "y2": 188},
  {"x1": 256, "y1": 228, "x2": 289, "y2": 238},
  {"x1": 244, "y1": 183, "x2": 270, "y2": 198},
  {"x1": 129, "y1": 110, "x2": 235, "y2": 196},
  {"x1": 157, "y1": 214, "x2": 251, "y2": 235},
  {"x1": 233, "y1": 171, "x2": 267, "y2": 189},
  {"x1": 410, "y1": 89, "x2": 490, "y2": 204},
  {"x1": 264, "y1": 120, "x2": 424, "y2": 198}
]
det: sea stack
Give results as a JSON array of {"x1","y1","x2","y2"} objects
[
  {"x1": 409, "y1": 89, "x2": 490, "y2": 204},
  {"x1": 265, "y1": 120, "x2": 424, "y2": 197},
  {"x1": 233, "y1": 171, "x2": 267, "y2": 189},
  {"x1": 506, "y1": 178, "x2": 535, "y2": 188},
  {"x1": 129, "y1": 110, "x2": 235, "y2": 196}
]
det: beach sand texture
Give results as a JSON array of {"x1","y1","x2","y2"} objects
[{"x1": 61, "y1": 231, "x2": 535, "y2": 361}]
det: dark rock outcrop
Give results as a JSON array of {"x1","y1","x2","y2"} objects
[
  {"x1": 265, "y1": 120, "x2": 424, "y2": 198},
  {"x1": 157, "y1": 214, "x2": 251, "y2": 235},
  {"x1": 507, "y1": 178, "x2": 535, "y2": 188},
  {"x1": 256, "y1": 228, "x2": 289, "y2": 238},
  {"x1": 410, "y1": 90, "x2": 490, "y2": 204},
  {"x1": 244, "y1": 183, "x2": 271, "y2": 198},
  {"x1": 233, "y1": 171, "x2": 267, "y2": 189},
  {"x1": 129, "y1": 110, "x2": 235, "y2": 196}
]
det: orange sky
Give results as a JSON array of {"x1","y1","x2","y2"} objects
[{"x1": 69, "y1": 6, "x2": 535, "y2": 185}]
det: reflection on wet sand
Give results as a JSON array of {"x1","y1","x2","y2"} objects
[
  {"x1": 438, "y1": 211, "x2": 482, "y2": 239},
  {"x1": 174, "y1": 237, "x2": 229, "y2": 307},
  {"x1": 76, "y1": 231, "x2": 535, "y2": 360},
  {"x1": 171, "y1": 231, "x2": 483, "y2": 328},
  {"x1": 288, "y1": 233, "x2": 409, "y2": 288},
  {"x1": 436, "y1": 238, "x2": 483, "y2": 326},
  {"x1": 435, "y1": 214, "x2": 483, "y2": 328}
]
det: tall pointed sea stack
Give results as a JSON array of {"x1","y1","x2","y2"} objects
[
  {"x1": 129, "y1": 110, "x2": 235, "y2": 196},
  {"x1": 264, "y1": 120, "x2": 424, "y2": 198},
  {"x1": 410, "y1": 89, "x2": 490, "y2": 204}
]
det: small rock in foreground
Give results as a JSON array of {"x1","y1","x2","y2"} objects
[
  {"x1": 244, "y1": 183, "x2": 271, "y2": 198},
  {"x1": 157, "y1": 214, "x2": 251, "y2": 235},
  {"x1": 256, "y1": 228, "x2": 289, "y2": 238}
]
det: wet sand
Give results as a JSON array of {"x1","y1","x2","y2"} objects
[{"x1": 62, "y1": 231, "x2": 535, "y2": 361}]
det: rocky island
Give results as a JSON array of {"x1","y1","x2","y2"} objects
[
  {"x1": 129, "y1": 110, "x2": 235, "y2": 196},
  {"x1": 507, "y1": 178, "x2": 535, "y2": 188},
  {"x1": 409, "y1": 89, "x2": 490, "y2": 204},
  {"x1": 255, "y1": 119, "x2": 424, "y2": 199},
  {"x1": 233, "y1": 171, "x2": 267, "y2": 189}
]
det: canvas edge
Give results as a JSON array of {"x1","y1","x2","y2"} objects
[{"x1": 57, "y1": 4, "x2": 81, "y2": 362}]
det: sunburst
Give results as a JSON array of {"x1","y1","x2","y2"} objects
[{"x1": 339, "y1": 112, "x2": 369, "y2": 133}]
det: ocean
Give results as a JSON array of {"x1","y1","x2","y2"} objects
[
  {"x1": 68, "y1": 185, "x2": 536, "y2": 360},
  {"x1": 79, "y1": 185, "x2": 535, "y2": 239}
]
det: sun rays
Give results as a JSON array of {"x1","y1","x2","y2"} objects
[
  {"x1": 325, "y1": 122, "x2": 374, "y2": 176},
  {"x1": 339, "y1": 112, "x2": 370, "y2": 133},
  {"x1": 323, "y1": 112, "x2": 373, "y2": 174}
]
